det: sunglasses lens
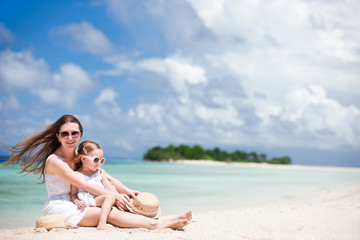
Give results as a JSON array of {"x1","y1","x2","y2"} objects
[
  {"x1": 71, "y1": 131, "x2": 80, "y2": 138},
  {"x1": 60, "y1": 131, "x2": 80, "y2": 138},
  {"x1": 60, "y1": 132, "x2": 69, "y2": 138},
  {"x1": 93, "y1": 157, "x2": 105, "y2": 164}
]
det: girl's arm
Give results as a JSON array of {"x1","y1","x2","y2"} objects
[
  {"x1": 45, "y1": 156, "x2": 131, "y2": 210},
  {"x1": 99, "y1": 169, "x2": 117, "y2": 193},
  {"x1": 70, "y1": 183, "x2": 86, "y2": 209},
  {"x1": 104, "y1": 171, "x2": 139, "y2": 199}
]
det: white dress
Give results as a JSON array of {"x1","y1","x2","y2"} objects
[
  {"x1": 41, "y1": 154, "x2": 88, "y2": 226},
  {"x1": 77, "y1": 170, "x2": 104, "y2": 207}
]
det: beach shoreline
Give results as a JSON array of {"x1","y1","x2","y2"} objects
[
  {"x1": 1, "y1": 183, "x2": 359, "y2": 240},
  {"x1": 170, "y1": 159, "x2": 360, "y2": 171}
]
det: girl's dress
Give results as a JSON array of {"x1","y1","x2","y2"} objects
[
  {"x1": 77, "y1": 170, "x2": 104, "y2": 207},
  {"x1": 41, "y1": 154, "x2": 88, "y2": 226}
]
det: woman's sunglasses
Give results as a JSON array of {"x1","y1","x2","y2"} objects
[
  {"x1": 84, "y1": 156, "x2": 106, "y2": 165},
  {"x1": 59, "y1": 131, "x2": 80, "y2": 139}
]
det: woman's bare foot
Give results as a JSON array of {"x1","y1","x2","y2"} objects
[
  {"x1": 156, "y1": 218, "x2": 189, "y2": 230},
  {"x1": 97, "y1": 223, "x2": 108, "y2": 230},
  {"x1": 169, "y1": 219, "x2": 189, "y2": 230}
]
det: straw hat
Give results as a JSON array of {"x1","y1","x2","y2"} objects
[
  {"x1": 35, "y1": 215, "x2": 68, "y2": 230},
  {"x1": 131, "y1": 192, "x2": 161, "y2": 218}
]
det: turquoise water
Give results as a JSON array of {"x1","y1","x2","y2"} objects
[{"x1": 1, "y1": 160, "x2": 360, "y2": 229}]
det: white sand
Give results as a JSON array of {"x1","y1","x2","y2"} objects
[
  {"x1": 173, "y1": 159, "x2": 360, "y2": 172},
  {"x1": 1, "y1": 183, "x2": 359, "y2": 240}
]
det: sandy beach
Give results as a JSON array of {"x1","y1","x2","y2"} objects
[
  {"x1": 173, "y1": 159, "x2": 360, "y2": 171},
  {"x1": 1, "y1": 182, "x2": 359, "y2": 240}
]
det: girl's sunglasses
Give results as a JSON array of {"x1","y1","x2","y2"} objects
[
  {"x1": 84, "y1": 156, "x2": 106, "y2": 165},
  {"x1": 59, "y1": 131, "x2": 80, "y2": 139}
]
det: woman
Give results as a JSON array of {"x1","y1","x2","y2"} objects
[{"x1": 2, "y1": 114, "x2": 191, "y2": 229}]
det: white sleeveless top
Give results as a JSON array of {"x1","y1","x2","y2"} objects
[
  {"x1": 77, "y1": 170, "x2": 104, "y2": 206},
  {"x1": 41, "y1": 154, "x2": 87, "y2": 226}
]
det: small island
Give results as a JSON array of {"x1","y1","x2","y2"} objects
[{"x1": 144, "y1": 144, "x2": 291, "y2": 165}]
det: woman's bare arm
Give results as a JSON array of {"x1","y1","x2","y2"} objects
[{"x1": 45, "y1": 156, "x2": 130, "y2": 210}]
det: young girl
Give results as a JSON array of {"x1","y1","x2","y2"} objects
[{"x1": 71, "y1": 140, "x2": 116, "y2": 230}]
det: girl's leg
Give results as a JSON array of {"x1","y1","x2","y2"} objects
[
  {"x1": 94, "y1": 194, "x2": 116, "y2": 230},
  {"x1": 77, "y1": 207, "x2": 101, "y2": 227},
  {"x1": 107, "y1": 208, "x2": 190, "y2": 230}
]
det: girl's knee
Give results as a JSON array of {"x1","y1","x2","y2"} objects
[{"x1": 105, "y1": 193, "x2": 115, "y2": 202}]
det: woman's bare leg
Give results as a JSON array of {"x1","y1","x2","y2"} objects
[
  {"x1": 94, "y1": 194, "x2": 116, "y2": 230},
  {"x1": 79, "y1": 207, "x2": 191, "y2": 230},
  {"x1": 107, "y1": 208, "x2": 189, "y2": 230}
]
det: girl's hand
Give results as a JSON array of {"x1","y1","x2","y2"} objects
[
  {"x1": 114, "y1": 194, "x2": 131, "y2": 211},
  {"x1": 76, "y1": 200, "x2": 86, "y2": 209}
]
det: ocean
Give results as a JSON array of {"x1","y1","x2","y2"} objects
[{"x1": 1, "y1": 160, "x2": 360, "y2": 229}]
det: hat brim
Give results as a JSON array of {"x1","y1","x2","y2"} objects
[
  {"x1": 35, "y1": 215, "x2": 79, "y2": 231},
  {"x1": 127, "y1": 199, "x2": 162, "y2": 218}
]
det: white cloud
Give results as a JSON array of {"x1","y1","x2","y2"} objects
[
  {"x1": 104, "y1": 0, "x2": 215, "y2": 49},
  {"x1": 194, "y1": 102, "x2": 243, "y2": 127},
  {"x1": 189, "y1": 0, "x2": 360, "y2": 131},
  {"x1": 137, "y1": 58, "x2": 166, "y2": 73},
  {"x1": 0, "y1": 49, "x2": 50, "y2": 91},
  {"x1": 0, "y1": 95, "x2": 20, "y2": 110},
  {"x1": 129, "y1": 104, "x2": 165, "y2": 131},
  {"x1": 94, "y1": 88, "x2": 121, "y2": 117},
  {"x1": 79, "y1": 1, "x2": 360, "y2": 157},
  {"x1": 257, "y1": 85, "x2": 360, "y2": 149},
  {"x1": 103, "y1": 54, "x2": 207, "y2": 102},
  {"x1": 113, "y1": 139, "x2": 134, "y2": 151},
  {"x1": 36, "y1": 63, "x2": 92, "y2": 108},
  {"x1": 2, "y1": 0, "x2": 360, "y2": 164},
  {"x1": 35, "y1": 88, "x2": 62, "y2": 105},
  {"x1": 0, "y1": 22, "x2": 15, "y2": 44},
  {"x1": 164, "y1": 57, "x2": 207, "y2": 85},
  {"x1": 0, "y1": 50, "x2": 93, "y2": 109},
  {"x1": 51, "y1": 21, "x2": 114, "y2": 55},
  {"x1": 284, "y1": 85, "x2": 360, "y2": 147},
  {"x1": 139, "y1": 56, "x2": 207, "y2": 102},
  {"x1": 54, "y1": 63, "x2": 93, "y2": 89}
]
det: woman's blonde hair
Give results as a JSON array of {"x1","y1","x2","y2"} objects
[
  {"x1": 74, "y1": 140, "x2": 102, "y2": 169},
  {"x1": 1, "y1": 114, "x2": 83, "y2": 183}
]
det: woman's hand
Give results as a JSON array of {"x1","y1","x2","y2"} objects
[
  {"x1": 114, "y1": 193, "x2": 131, "y2": 211},
  {"x1": 127, "y1": 189, "x2": 139, "y2": 199}
]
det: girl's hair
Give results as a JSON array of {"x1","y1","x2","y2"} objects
[
  {"x1": 0, "y1": 114, "x2": 83, "y2": 183},
  {"x1": 74, "y1": 140, "x2": 102, "y2": 169}
]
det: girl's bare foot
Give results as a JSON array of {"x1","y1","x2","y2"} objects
[{"x1": 97, "y1": 223, "x2": 108, "y2": 230}]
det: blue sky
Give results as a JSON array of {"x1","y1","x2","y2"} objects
[{"x1": 1, "y1": 0, "x2": 359, "y2": 167}]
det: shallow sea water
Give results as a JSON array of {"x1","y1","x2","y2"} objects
[{"x1": 1, "y1": 160, "x2": 359, "y2": 229}]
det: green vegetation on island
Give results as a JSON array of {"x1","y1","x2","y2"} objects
[{"x1": 143, "y1": 144, "x2": 291, "y2": 165}]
